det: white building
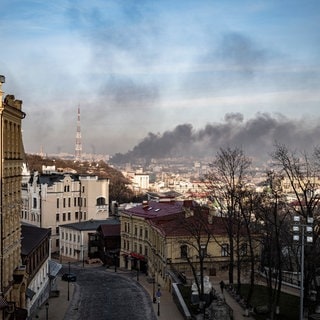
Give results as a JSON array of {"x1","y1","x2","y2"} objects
[
  {"x1": 59, "y1": 218, "x2": 119, "y2": 262},
  {"x1": 21, "y1": 170, "x2": 109, "y2": 254},
  {"x1": 123, "y1": 170, "x2": 150, "y2": 193}
]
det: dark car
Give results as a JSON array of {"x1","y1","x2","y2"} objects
[{"x1": 62, "y1": 273, "x2": 77, "y2": 282}]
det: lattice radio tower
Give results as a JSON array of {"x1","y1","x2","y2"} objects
[{"x1": 75, "y1": 106, "x2": 82, "y2": 161}]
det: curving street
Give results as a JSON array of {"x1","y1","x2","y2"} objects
[{"x1": 63, "y1": 265, "x2": 157, "y2": 320}]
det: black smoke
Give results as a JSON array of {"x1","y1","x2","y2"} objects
[{"x1": 110, "y1": 112, "x2": 320, "y2": 165}]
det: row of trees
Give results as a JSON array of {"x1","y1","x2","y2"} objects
[{"x1": 181, "y1": 144, "x2": 320, "y2": 319}]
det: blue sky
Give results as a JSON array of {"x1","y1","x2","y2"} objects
[{"x1": 1, "y1": 0, "x2": 320, "y2": 159}]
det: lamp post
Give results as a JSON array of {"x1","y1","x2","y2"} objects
[
  {"x1": 293, "y1": 215, "x2": 314, "y2": 320},
  {"x1": 113, "y1": 253, "x2": 117, "y2": 273},
  {"x1": 137, "y1": 260, "x2": 140, "y2": 282},
  {"x1": 67, "y1": 261, "x2": 71, "y2": 301},
  {"x1": 152, "y1": 276, "x2": 156, "y2": 303},
  {"x1": 45, "y1": 302, "x2": 49, "y2": 320},
  {"x1": 200, "y1": 244, "x2": 206, "y2": 319},
  {"x1": 156, "y1": 285, "x2": 161, "y2": 316}
]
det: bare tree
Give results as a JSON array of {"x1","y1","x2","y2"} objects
[
  {"x1": 178, "y1": 205, "x2": 213, "y2": 303},
  {"x1": 236, "y1": 186, "x2": 261, "y2": 307},
  {"x1": 254, "y1": 170, "x2": 291, "y2": 320},
  {"x1": 272, "y1": 143, "x2": 320, "y2": 314},
  {"x1": 205, "y1": 147, "x2": 251, "y2": 285}
]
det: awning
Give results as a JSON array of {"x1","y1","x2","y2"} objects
[
  {"x1": 26, "y1": 288, "x2": 36, "y2": 299},
  {"x1": 0, "y1": 297, "x2": 8, "y2": 309},
  {"x1": 130, "y1": 252, "x2": 145, "y2": 261},
  {"x1": 49, "y1": 260, "x2": 62, "y2": 278}
]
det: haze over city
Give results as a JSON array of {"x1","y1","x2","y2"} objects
[{"x1": 1, "y1": 0, "x2": 320, "y2": 163}]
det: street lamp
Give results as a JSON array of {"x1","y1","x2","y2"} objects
[
  {"x1": 137, "y1": 260, "x2": 140, "y2": 282},
  {"x1": 156, "y1": 285, "x2": 161, "y2": 316},
  {"x1": 67, "y1": 261, "x2": 71, "y2": 301},
  {"x1": 45, "y1": 302, "x2": 49, "y2": 320},
  {"x1": 293, "y1": 215, "x2": 314, "y2": 320},
  {"x1": 152, "y1": 276, "x2": 156, "y2": 303}
]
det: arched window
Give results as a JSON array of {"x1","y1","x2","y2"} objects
[
  {"x1": 96, "y1": 197, "x2": 106, "y2": 206},
  {"x1": 180, "y1": 245, "x2": 188, "y2": 259},
  {"x1": 221, "y1": 243, "x2": 229, "y2": 257}
]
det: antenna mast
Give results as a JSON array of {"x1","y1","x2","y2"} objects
[{"x1": 75, "y1": 105, "x2": 82, "y2": 161}]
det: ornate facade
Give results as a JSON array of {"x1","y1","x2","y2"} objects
[{"x1": 0, "y1": 77, "x2": 28, "y2": 319}]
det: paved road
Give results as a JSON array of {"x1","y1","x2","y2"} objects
[{"x1": 63, "y1": 265, "x2": 157, "y2": 320}]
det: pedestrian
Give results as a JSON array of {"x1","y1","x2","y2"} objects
[{"x1": 219, "y1": 280, "x2": 225, "y2": 294}]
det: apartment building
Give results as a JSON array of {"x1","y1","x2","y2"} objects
[
  {"x1": 0, "y1": 77, "x2": 28, "y2": 318},
  {"x1": 21, "y1": 170, "x2": 109, "y2": 254},
  {"x1": 120, "y1": 198, "x2": 260, "y2": 290},
  {"x1": 20, "y1": 224, "x2": 55, "y2": 318}
]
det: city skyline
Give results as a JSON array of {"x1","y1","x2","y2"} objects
[{"x1": 1, "y1": 0, "x2": 320, "y2": 159}]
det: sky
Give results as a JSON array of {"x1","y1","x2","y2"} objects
[{"x1": 1, "y1": 0, "x2": 320, "y2": 163}]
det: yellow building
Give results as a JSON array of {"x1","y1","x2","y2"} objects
[
  {"x1": 0, "y1": 76, "x2": 28, "y2": 318},
  {"x1": 120, "y1": 199, "x2": 257, "y2": 291}
]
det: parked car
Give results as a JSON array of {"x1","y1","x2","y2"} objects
[{"x1": 62, "y1": 273, "x2": 77, "y2": 282}]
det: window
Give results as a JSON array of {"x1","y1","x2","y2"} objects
[
  {"x1": 56, "y1": 227, "x2": 59, "y2": 234},
  {"x1": 134, "y1": 226, "x2": 137, "y2": 236},
  {"x1": 221, "y1": 243, "x2": 229, "y2": 257},
  {"x1": 56, "y1": 213, "x2": 60, "y2": 222},
  {"x1": 240, "y1": 243, "x2": 247, "y2": 256},
  {"x1": 180, "y1": 245, "x2": 188, "y2": 259},
  {"x1": 75, "y1": 212, "x2": 79, "y2": 220},
  {"x1": 63, "y1": 198, "x2": 66, "y2": 208},
  {"x1": 96, "y1": 197, "x2": 106, "y2": 206},
  {"x1": 74, "y1": 197, "x2": 77, "y2": 207},
  {"x1": 57, "y1": 198, "x2": 60, "y2": 209},
  {"x1": 33, "y1": 198, "x2": 37, "y2": 209},
  {"x1": 84, "y1": 198, "x2": 86, "y2": 207},
  {"x1": 56, "y1": 239, "x2": 59, "y2": 247},
  {"x1": 68, "y1": 198, "x2": 71, "y2": 207},
  {"x1": 68, "y1": 212, "x2": 71, "y2": 220},
  {"x1": 139, "y1": 244, "x2": 142, "y2": 254},
  {"x1": 139, "y1": 227, "x2": 143, "y2": 238},
  {"x1": 63, "y1": 213, "x2": 66, "y2": 221},
  {"x1": 145, "y1": 228, "x2": 148, "y2": 239}
]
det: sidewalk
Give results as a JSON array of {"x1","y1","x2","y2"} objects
[
  {"x1": 134, "y1": 272, "x2": 185, "y2": 320},
  {"x1": 212, "y1": 282, "x2": 253, "y2": 320},
  {"x1": 34, "y1": 277, "x2": 75, "y2": 320}
]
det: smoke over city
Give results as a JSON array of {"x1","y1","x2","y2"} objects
[{"x1": 111, "y1": 112, "x2": 320, "y2": 165}]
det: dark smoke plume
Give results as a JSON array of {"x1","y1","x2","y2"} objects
[{"x1": 111, "y1": 112, "x2": 320, "y2": 165}]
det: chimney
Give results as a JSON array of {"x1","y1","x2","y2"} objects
[
  {"x1": 142, "y1": 200, "x2": 149, "y2": 209},
  {"x1": 0, "y1": 75, "x2": 5, "y2": 109}
]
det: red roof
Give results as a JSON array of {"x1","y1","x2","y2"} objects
[
  {"x1": 99, "y1": 224, "x2": 120, "y2": 237},
  {"x1": 123, "y1": 200, "x2": 191, "y2": 219},
  {"x1": 149, "y1": 213, "x2": 228, "y2": 237}
]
